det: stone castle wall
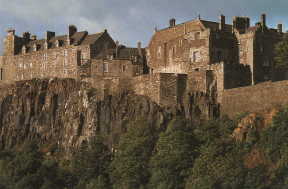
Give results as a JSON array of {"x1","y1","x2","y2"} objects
[
  {"x1": 0, "y1": 45, "x2": 90, "y2": 81},
  {"x1": 221, "y1": 80, "x2": 288, "y2": 117},
  {"x1": 132, "y1": 73, "x2": 188, "y2": 106}
]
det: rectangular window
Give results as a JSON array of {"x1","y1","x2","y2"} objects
[
  {"x1": 193, "y1": 51, "x2": 201, "y2": 62},
  {"x1": 157, "y1": 46, "x2": 162, "y2": 58},
  {"x1": 0, "y1": 68, "x2": 3, "y2": 80},
  {"x1": 43, "y1": 53, "x2": 48, "y2": 61},
  {"x1": 64, "y1": 49, "x2": 68, "y2": 57},
  {"x1": 194, "y1": 32, "x2": 201, "y2": 40},
  {"x1": 103, "y1": 63, "x2": 109, "y2": 72},
  {"x1": 179, "y1": 40, "x2": 183, "y2": 47},
  {"x1": 122, "y1": 65, "x2": 126, "y2": 72}
]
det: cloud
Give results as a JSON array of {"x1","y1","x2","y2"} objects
[{"x1": 0, "y1": 0, "x2": 288, "y2": 53}]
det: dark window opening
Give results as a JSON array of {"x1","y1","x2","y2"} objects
[
  {"x1": 195, "y1": 32, "x2": 200, "y2": 40},
  {"x1": 217, "y1": 51, "x2": 222, "y2": 62},
  {"x1": 122, "y1": 65, "x2": 126, "y2": 72}
]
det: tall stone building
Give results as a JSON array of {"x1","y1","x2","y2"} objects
[
  {"x1": 147, "y1": 14, "x2": 284, "y2": 95},
  {"x1": 0, "y1": 25, "x2": 146, "y2": 83}
]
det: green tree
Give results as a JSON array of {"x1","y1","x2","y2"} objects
[
  {"x1": 274, "y1": 34, "x2": 288, "y2": 69},
  {"x1": 185, "y1": 119, "x2": 245, "y2": 189},
  {"x1": 110, "y1": 119, "x2": 158, "y2": 189},
  {"x1": 72, "y1": 135, "x2": 111, "y2": 189},
  {"x1": 149, "y1": 118, "x2": 197, "y2": 189}
]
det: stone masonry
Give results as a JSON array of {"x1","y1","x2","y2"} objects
[{"x1": 0, "y1": 14, "x2": 287, "y2": 119}]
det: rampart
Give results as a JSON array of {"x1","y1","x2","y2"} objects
[
  {"x1": 132, "y1": 73, "x2": 187, "y2": 106},
  {"x1": 221, "y1": 80, "x2": 288, "y2": 117}
]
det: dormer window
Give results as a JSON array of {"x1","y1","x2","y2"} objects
[
  {"x1": 33, "y1": 44, "x2": 37, "y2": 51},
  {"x1": 55, "y1": 40, "x2": 60, "y2": 47},
  {"x1": 67, "y1": 36, "x2": 71, "y2": 45},
  {"x1": 22, "y1": 46, "x2": 27, "y2": 54},
  {"x1": 44, "y1": 41, "x2": 48, "y2": 50}
]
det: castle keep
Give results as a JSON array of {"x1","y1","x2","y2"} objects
[{"x1": 0, "y1": 14, "x2": 287, "y2": 118}]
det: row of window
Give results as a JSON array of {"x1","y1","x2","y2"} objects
[
  {"x1": 157, "y1": 46, "x2": 202, "y2": 63},
  {"x1": 102, "y1": 63, "x2": 128, "y2": 73},
  {"x1": 22, "y1": 40, "x2": 66, "y2": 54}
]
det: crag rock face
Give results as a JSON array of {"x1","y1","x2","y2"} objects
[{"x1": 0, "y1": 78, "x2": 218, "y2": 156}]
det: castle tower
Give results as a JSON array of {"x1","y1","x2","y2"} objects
[{"x1": 3, "y1": 28, "x2": 16, "y2": 56}]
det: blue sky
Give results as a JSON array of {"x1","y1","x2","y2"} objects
[{"x1": 0, "y1": 0, "x2": 288, "y2": 52}]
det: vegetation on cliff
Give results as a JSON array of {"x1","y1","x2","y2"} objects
[
  {"x1": 1, "y1": 108, "x2": 288, "y2": 188},
  {"x1": 0, "y1": 79, "x2": 287, "y2": 188},
  {"x1": 274, "y1": 33, "x2": 288, "y2": 69}
]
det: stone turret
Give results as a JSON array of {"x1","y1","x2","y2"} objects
[{"x1": 4, "y1": 28, "x2": 17, "y2": 56}]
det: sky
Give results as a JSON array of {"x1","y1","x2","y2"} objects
[{"x1": 0, "y1": 0, "x2": 288, "y2": 53}]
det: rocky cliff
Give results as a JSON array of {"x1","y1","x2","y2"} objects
[{"x1": 0, "y1": 78, "x2": 218, "y2": 156}]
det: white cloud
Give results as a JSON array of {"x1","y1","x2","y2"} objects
[{"x1": 1, "y1": 0, "x2": 288, "y2": 53}]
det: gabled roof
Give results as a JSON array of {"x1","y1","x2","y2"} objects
[
  {"x1": 200, "y1": 20, "x2": 232, "y2": 32},
  {"x1": 96, "y1": 46, "x2": 145, "y2": 60},
  {"x1": 157, "y1": 18, "x2": 232, "y2": 33},
  {"x1": 81, "y1": 32, "x2": 104, "y2": 45},
  {"x1": 21, "y1": 31, "x2": 105, "y2": 54}
]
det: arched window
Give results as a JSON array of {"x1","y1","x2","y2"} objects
[{"x1": 44, "y1": 41, "x2": 48, "y2": 50}]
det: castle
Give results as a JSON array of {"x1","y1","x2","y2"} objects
[{"x1": 0, "y1": 14, "x2": 287, "y2": 118}]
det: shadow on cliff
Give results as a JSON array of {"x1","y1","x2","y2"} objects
[{"x1": 0, "y1": 78, "x2": 218, "y2": 156}]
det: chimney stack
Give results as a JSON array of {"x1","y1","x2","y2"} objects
[
  {"x1": 31, "y1": 35, "x2": 37, "y2": 40},
  {"x1": 219, "y1": 15, "x2": 225, "y2": 30},
  {"x1": 22, "y1": 32, "x2": 31, "y2": 40},
  {"x1": 68, "y1": 25, "x2": 77, "y2": 37},
  {"x1": 169, "y1": 18, "x2": 176, "y2": 27},
  {"x1": 277, "y1": 24, "x2": 283, "y2": 33},
  {"x1": 261, "y1": 14, "x2": 266, "y2": 26},
  {"x1": 46, "y1": 31, "x2": 55, "y2": 41},
  {"x1": 6, "y1": 28, "x2": 15, "y2": 36},
  {"x1": 137, "y1": 41, "x2": 142, "y2": 56}
]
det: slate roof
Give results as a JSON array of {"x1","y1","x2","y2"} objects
[
  {"x1": 96, "y1": 45, "x2": 145, "y2": 60},
  {"x1": 157, "y1": 18, "x2": 233, "y2": 33},
  {"x1": 21, "y1": 31, "x2": 105, "y2": 54},
  {"x1": 200, "y1": 20, "x2": 233, "y2": 32}
]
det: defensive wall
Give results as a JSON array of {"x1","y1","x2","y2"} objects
[{"x1": 221, "y1": 80, "x2": 288, "y2": 117}]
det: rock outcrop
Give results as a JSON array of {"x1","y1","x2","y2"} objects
[{"x1": 0, "y1": 78, "x2": 218, "y2": 156}]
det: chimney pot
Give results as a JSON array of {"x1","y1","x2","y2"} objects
[
  {"x1": 261, "y1": 14, "x2": 266, "y2": 26},
  {"x1": 219, "y1": 15, "x2": 225, "y2": 30},
  {"x1": 69, "y1": 25, "x2": 77, "y2": 37},
  {"x1": 169, "y1": 18, "x2": 176, "y2": 27},
  {"x1": 277, "y1": 24, "x2": 283, "y2": 33},
  {"x1": 137, "y1": 41, "x2": 142, "y2": 57},
  {"x1": 22, "y1": 32, "x2": 31, "y2": 40},
  {"x1": 46, "y1": 31, "x2": 55, "y2": 41}
]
